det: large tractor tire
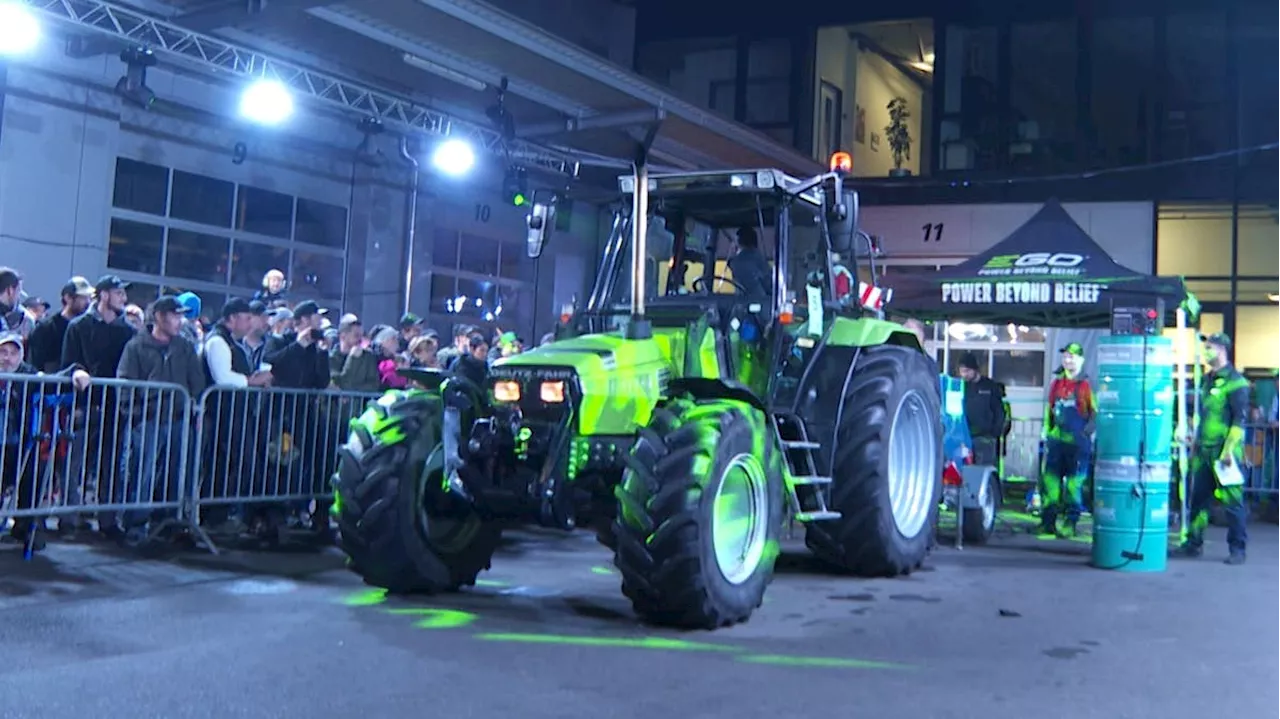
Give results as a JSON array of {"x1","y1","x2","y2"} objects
[
  {"x1": 612, "y1": 397, "x2": 784, "y2": 629},
  {"x1": 807, "y1": 345, "x2": 943, "y2": 576},
  {"x1": 332, "y1": 391, "x2": 501, "y2": 593}
]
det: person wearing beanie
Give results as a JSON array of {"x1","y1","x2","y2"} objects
[{"x1": 956, "y1": 352, "x2": 1006, "y2": 468}]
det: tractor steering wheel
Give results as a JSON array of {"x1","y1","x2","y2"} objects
[{"x1": 691, "y1": 275, "x2": 747, "y2": 295}]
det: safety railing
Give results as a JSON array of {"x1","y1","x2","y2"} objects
[
  {"x1": 188, "y1": 385, "x2": 380, "y2": 547},
  {"x1": 0, "y1": 373, "x2": 194, "y2": 540},
  {"x1": 2, "y1": 372, "x2": 383, "y2": 550},
  {"x1": 1242, "y1": 420, "x2": 1278, "y2": 497}
]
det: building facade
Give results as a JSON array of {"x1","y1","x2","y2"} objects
[{"x1": 634, "y1": 0, "x2": 1279, "y2": 374}]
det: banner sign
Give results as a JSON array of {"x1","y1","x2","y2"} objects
[{"x1": 941, "y1": 281, "x2": 1104, "y2": 305}]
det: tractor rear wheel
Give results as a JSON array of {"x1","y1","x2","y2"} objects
[
  {"x1": 332, "y1": 392, "x2": 501, "y2": 593},
  {"x1": 807, "y1": 345, "x2": 942, "y2": 576},
  {"x1": 612, "y1": 398, "x2": 784, "y2": 629}
]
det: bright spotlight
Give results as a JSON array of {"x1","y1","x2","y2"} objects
[
  {"x1": 239, "y1": 79, "x2": 294, "y2": 126},
  {"x1": 0, "y1": 2, "x2": 41, "y2": 56},
  {"x1": 432, "y1": 138, "x2": 475, "y2": 176}
]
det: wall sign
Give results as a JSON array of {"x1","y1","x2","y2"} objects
[
  {"x1": 859, "y1": 202, "x2": 1154, "y2": 272},
  {"x1": 474, "y1": 203, "x2": 492, "y2": 223}
]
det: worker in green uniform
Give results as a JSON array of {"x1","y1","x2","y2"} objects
[{"x1": 1177, "y1": 332, "x2": 1250, "y2": 564}]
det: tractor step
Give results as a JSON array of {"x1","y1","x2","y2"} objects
[
  {"x1": 795, "y1": 510, "x2": 842, "y2": 522},
  {"x1": 791, "y1": 475, "x2": 832, "y2": 486},
  {"x1": 782, "y1": 440, "x2": 821, "y2": 450}
]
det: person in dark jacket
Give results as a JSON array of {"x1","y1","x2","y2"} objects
[
  {"x1": 26, "y1": 276, "x2": 93, "y2": 373},
  {"x1": 241, "y1": 301, "x2": 270, "y2": 371},
  {"x1": 252, "y1": 269, "x2": 288, "y2": 308},
  {"x1": 0, "y1": 267, "x2": 23, "y2": 333},
  {"x1": 115, "y1": 296, "x2": 207, "y2": 537},
  {"x1": 330, "y1": 314, "x2": 380, "y2": 393},
  {"x1": 265, "y1": 300, "x2": 330, "y2": 390},
  {"x1": 0, "y1": 331, "x2": 92, "y2": 550},
  {"x1": 957, "y1": 352, "x2": 1006, "y2": 466},
  {"x1": 727, "y1": 226, "x2": 772, "y2": 302},
  {"x1": 60, "y1": 275, "x2": 136, "y2": 534}
]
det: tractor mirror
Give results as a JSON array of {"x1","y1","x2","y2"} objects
[
  {"x1": 526, "y1": 201, "x2": 555, "y2": 259},
  {"x1": 824, "y1": 179, "x2": 858, "y2": 254}
]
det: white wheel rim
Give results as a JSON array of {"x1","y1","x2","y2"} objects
[
  {"x1": 887, "y1": 390, "x2": 937, "y2": 538},
  {"x1": 711, "y1": 453, "x2": 770, "y2": 585}
]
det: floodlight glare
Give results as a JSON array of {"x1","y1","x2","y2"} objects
[
  {"x1": 432, "y1": 139, "x2": 476, "y2": 176},
  {"x1": 239, "y1": 79, "x2": 295, "y2": 126},
  {"x1": 0, "y1": 1, "x2": 41, "y2": 56}
]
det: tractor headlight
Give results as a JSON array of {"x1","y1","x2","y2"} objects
[
  {"x1": 539, "y1": 380, "x2": 566, "y2": 404},
  {"x1": 492, "y1": 380, "x2": 521, "y2": 403}
]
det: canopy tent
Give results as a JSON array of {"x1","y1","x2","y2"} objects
[{"x1": 883, "y1": 201, "x2": 1192, "y2": 327}]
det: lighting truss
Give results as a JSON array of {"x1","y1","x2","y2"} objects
[{"x1": 20, "y1": 0, "x2": 573, "y2": 173}]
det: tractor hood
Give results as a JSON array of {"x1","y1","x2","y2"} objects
[{"x1": 492, "y1": 332, "x2": 680, "y2": 435}]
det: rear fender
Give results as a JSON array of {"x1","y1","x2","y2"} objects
[
  {"x1": 667, "y1": 377, "x2": 768, "y2": 416},
  {"x1": 826, "y1": 316, "x2": 924, "y2": 352}
]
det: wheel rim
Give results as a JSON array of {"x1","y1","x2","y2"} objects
[
  {"x1": 980, "y1": 476, "x2": 996, "y2": 529},
  {"x1": 417, "y1": 449, "x2": 479, "y2": 554},
  {"x1": 887, "y1": 390, "x2": 937, "y2": 538},
  {"x1": 711, "y1": 453, "x2": 770, "y2": 585}
]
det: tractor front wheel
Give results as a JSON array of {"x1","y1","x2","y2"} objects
[{"x1": 612, "y1": 398, "x2": 784, "y2": 629}]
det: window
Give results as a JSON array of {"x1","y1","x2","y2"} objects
[
  {"x1": 709, "y1": 81, "x2": 735, "y2": 117},
  {"x1": 166, "y1": 229, "x2": 230, "y2": 284},
  {"x1": 169, "y1": 170, "x2": 234, "y2": 227},
  {"x1": 291, "y1": 250, "x2": 344, "y2": 300},
  {"x1": 1235, "y1": 306, "x2": 1280, "y2": 370},
  {"x1": 1236, "y1": 280, "x2": 1279, "y2": 304},
  {"x1": 745, "y1": 79, "x2": 791, "y2": 125},
  {"x1": 231, "y1": 240, "x2": 289, "y2": 289},
  {"x1": 1164, "y1": 13, "x2": 1229, "y2": 158},
  {"x1": 455, "y1": 277, "x2": 487, "y2": 316},
  {"x1": 432, "y1": 227, "x2": 459, "y2": 269},
  {"x1": 1237, "y1": 7, "x2": 1279, "y2": 149},
  {"x1": 1156, "y1": 204, "x2": 1231, "y2": 277},
  {"x1": 1009, "y1": 20, "x2": 1077, "y2": 171},
  {"x1": 1236, "y1": 205, "x2": 1279, "y2": 275},
  {"x1": 108, "y1": 219, "x2": 165, "y2": 274},
  {"x1": 498, "y1": 242, "x2": 525, "y2": 281},
  {"x1": 992, "y1": 349, "x2": 1046, "y2": 388},
  {"x1": 236, "y1": 186, "x2": 294, "y2": 239},
  {"x1": 430, "y1": 274, "x2": 456, "y2": 314},
  {"x1": 113, "y1": 159, "x2": 169, "y2": 215},
  {"x1": 1184, "y1": 279, "x2": 1231, "y2": 302},
  {"x1": 940, "y1": 25, "x2": 999, "y2": 171},
  {"x1": 1090, "y1": 17, "x2": 1154, "y2": 167},
  {"x1": 459, "y1": 234, "x2": 499, "y2": 276},
  {"x1": 295, "y1": 198, "x2": 348, "y2": 249},
  {"x1": 125, "y1": 282, "x2": 161, "y2": 307},
  {"x1": 817, "y1": 81, "x2": 844, "y2": 161}
]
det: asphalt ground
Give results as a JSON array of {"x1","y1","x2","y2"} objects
[{"x1": 0, "y1": 516, "x2": 1275, "y2": 719}]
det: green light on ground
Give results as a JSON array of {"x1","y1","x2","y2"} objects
[
  {"x1": 475, "y1": 578, "x2": 510, "y2": 587},
  {"x1": 736, "y1": 654, "x2": 911, "y2": 670},
  {"x1": 342, "y1": 589, "x2": 388, "y2": 606},
  {"x1": 475, "y1": 633, "x2": 739, "y2": 653},
  {"x1": 387, "y1": 608, "x2": 479, "y2": 629},
  {"x1": 590, "y1": 566, "x2": 615, "y2": 576}
]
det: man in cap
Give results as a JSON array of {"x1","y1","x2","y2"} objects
[
  {"x1": 22, "y1": 296, "x2": 49, "y2": 323},
  {"x1": 264, "y1": 306, "x2": 295, "y2": 356},
  {"x1": 265, "y1": 300, "x2": 329, "y2": 390},
  {"x1": 0, "y1": 267, "x2": 23, "y2": 333},
  {"x1": 957, "y1": 352, "x2": 1006, "y2": 467},
  {"x1": 0, "y1": 331, "x2": 92, "y2": 549},
  {"x1": 241, "y1": 300, "x2": 271, "y2": 371},
  {"x1": 1178, "y1": 333, "x2": 1250, "y2": 564},
  {"x1": 398, "y1": 312, "x2": 424, "y2": 353},
  {"x1": 61, "y1": 275, "x2": 136, "y2": 535},
  {"x1": 330, "y1": 313, "x2": 380, "y2": 393},
  {"x1": 26, "y1": 276, "x2": 93, "y2": 373},
  {"x1": 1038, "y1": 341, "x2": 1096, "y2": 538},
  {"x1": 115, "y1": 296, "x2": 207, "y2": 541}
]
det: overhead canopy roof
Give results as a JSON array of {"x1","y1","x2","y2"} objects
[{"x1": 43, "y1": 0, "x2": 824, "y2": 186}]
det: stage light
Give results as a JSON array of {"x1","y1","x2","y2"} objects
[
  {"x1": 0, "y1": 2, "x2": 40, "y2": 56},
  {"x1": 239, "y1": 79, "x2": 295, "y2": 126},
  {"x1": 431, "y1": 138, "x2": 476, "y2": 176}
]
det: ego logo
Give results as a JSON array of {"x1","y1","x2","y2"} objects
[{"x1": 981, "y1": 253, "x2": 1086, "y2": 277}]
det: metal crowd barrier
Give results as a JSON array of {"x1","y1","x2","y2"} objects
[
  {"x1": 1242, "y1": 420, "x2": 1278, "y2": 497},
  {"x1": 2, "y1": 371, "x2": 382, "y2": 551},
  {"x1": 187, "y1": 385, "x2": 380, "y2": 550},
  {"x1": 1003, "y1": 417, "x2": 1044, "y2": 484},
  {"x1": 0, "y1": 373, "x2": 193, "y2": 538}
]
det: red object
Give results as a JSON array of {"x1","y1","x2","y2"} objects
[
  {"x1": 942, "y1": 462, "x2": 964, "y2": 486},
  {"x1": 834, "y1": 272, "x2": 851, "y2": 299}
]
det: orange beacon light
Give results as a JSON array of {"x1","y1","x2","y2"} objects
[{"x1": 829, "y1": 151, "x2": 852, "y2": 173}]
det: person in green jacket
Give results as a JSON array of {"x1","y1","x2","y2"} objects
[
  {"x1": 329, "y1": 314, "x2": 381, "y2": 393},
  {"x1": 1177, "y1": 333, "x2": 1251, "y2": 564}
]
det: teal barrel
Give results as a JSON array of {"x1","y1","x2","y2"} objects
[
  {"x1": 1091, "y1": 335, "x2": 1176, "y2": 572},
  {"x1": 1090, "y1": 461, "x2": 1171, "y2": 572},
  {"x1": 1094, "y1": 337, "x2": 1176, "y2": 463}
]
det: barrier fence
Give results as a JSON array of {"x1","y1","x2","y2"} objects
[{"x1": 0, "y1": 371, "x2": 379, "y2": 550}]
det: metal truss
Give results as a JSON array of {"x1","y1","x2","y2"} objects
[{"x1": 21, "y1": 0, "x2": 574, "y2": 173}]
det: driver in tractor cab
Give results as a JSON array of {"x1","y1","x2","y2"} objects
[{"x1": 728, "y1": 227, "x2": 771, "y2": 302}]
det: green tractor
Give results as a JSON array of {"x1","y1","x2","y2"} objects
[{"x1": 332, "y1": 162, "x2": 943, "y2": 629}]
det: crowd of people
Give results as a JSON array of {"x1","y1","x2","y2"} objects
[{"x1": 0, "y1": 265, "x2": 537, "y2": 552}]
